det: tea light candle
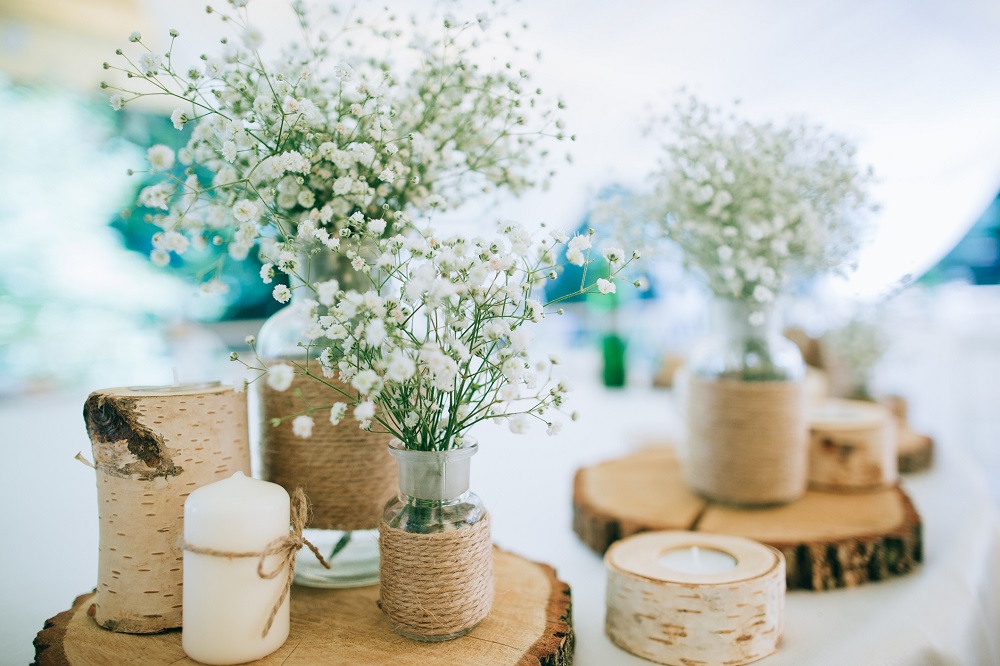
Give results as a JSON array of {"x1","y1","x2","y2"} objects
[
  {"x1": 808, "y1": 398, "x2": 897, "y2": 491},
  {"x1": 606, "y1": 531, "x2": 785, "y2": 666},
  {"x1": 182, "y1": 472, "x2": 291, "y2": 665}
]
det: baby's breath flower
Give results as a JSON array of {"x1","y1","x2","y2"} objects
[
  {"x1": 266, "y1": 363, "x2": 294, "y2": 391},
  {"x1": 292, "y1": 415, "x2": 314, "y2": 438},
  {"x1": 272, "y1": 284, "x2": 291, "y2": 303}
]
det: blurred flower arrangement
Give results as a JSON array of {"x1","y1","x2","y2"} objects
[
  {"x1": 103, "y1": 0, "x2": 568, "y2": 290},
  {"x1": 822, "y1": 315, "x2": 887, "y2": 400},
  {"x1": 636, "y1": 95, "x2": 877, "y2": 320},
  {"x1": 237, "y1": 222, "x2": 639, "y2": 450}
]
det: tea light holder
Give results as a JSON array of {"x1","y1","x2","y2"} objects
[
  {"x1": 605, "y1": 531, "x2": 785, "y2": 666},
  {"x1": 808, "y1": 398, "x2": 897, "y2": 491}
]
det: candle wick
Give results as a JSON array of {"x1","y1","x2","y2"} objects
[
  {"x1": 172, "y1": 367, "x2": 180, "y2": 385},
  {"x1": 692, "y1": 545, "x2": 701, "y2": 571}
]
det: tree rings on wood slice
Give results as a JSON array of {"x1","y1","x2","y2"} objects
[
  {"x1": 572, "y1": 446, "x2": 922, "y2": 590},
  {"x1": 606, "y1": 531, "x2": 784, "y2": 666},
  {"x1": 807, "y1": 398, "x2": 897, "y2": 491},
  {"x1": 33, "y1": 549, "x2": 573, "y2": 666}
]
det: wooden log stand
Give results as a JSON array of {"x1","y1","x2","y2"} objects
[
  {"x1": 573, "y1": 447, "x2": 922, "y2": 590},
  {"x1": 33, "y1": 549, "x2": 573, "y2": 666}
]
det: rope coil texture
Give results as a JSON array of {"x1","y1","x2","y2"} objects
[
  {"x1": 259, "y1": 368, "x2": 396, "y2": 530},
  {"x1": 378, "y1": 513, "x2": 494, "y2": 639},
  {"x1": 686, "y1": 376, "x2": 807, "y2": 505}
]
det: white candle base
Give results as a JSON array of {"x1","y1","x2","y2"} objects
[{"x1": 182, "y1": 473, "x2": 291, "y2": 665}]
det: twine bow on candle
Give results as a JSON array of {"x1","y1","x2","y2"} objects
[{"x1": 181, "y1": 487, "x2": 330, "y2": 637}]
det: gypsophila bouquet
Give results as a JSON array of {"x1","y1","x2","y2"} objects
[
  {"x1": 233, "y1": 221, "x2": 639, "y2": 451},
  {"x1": 822, "y1": 316, "x2": 887, "y2": 400},
  {"x1": 104, "y1": 1, "x2": 568, "y2": 288},
  {"x1": 642, "y1": 96, "x2": 876, "y2": 319}
]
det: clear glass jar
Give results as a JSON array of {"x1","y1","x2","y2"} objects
[
  {"x1": 380, "y1": 443, "x2": 492, "y2": 642},
  {"x1": 254, "y1": 252, "x2": 393, "y2": 588},
  {"x1": 684, "y1": 297, "x2": 808, "y2": 505},
  {"x1": 690, "y1": 298, "x2": 805, "y2": 382}
]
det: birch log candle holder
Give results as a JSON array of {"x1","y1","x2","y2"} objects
[
  {"x1": 606, "y1": 531, "x2": 785, "y2": 666},
  {"x1": 83, "y1": 382, "x2": 251, "y2": 633},
  {"x1": 808, "y1": 398, "x2": 897, "y2": 491}
]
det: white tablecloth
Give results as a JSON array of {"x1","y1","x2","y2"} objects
[{"x1": 2, "y1": 385, "x2": 999, "y2": 665}]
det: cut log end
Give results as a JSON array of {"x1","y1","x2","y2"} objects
[
  {"x1": 573, "y1": 446, "x2": 922, "y2": 591},
  {"x1": 34, "y1": 550, "x2": 572, "y2": 666}
]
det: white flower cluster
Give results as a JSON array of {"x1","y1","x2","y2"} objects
[
  {"x1": 242, "y1": 221, "x2": 638, "y2": 451},
  {"x1": 644, "y1": 96, "x2": 876, "y2": 305},
  {"x1": 104, "y1": 3, "x2": 569, "y2": 284},
  {"x1": 822, "y1": 315, "x2": 887, "y2": 398}
]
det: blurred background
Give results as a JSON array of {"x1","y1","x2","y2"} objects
[
  {"x1": 2, "y1": 0, "x2": 1000, "y2": 475},
  {"x1": 2, "y1": 0, "x2": 1000, "y2": 662}
]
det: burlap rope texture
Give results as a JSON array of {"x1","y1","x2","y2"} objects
[
  {"x1": 260, "y1": 368, "x2": 397, "y2": 531},
  {"x1": 180, "y1": 487, "x2": 330, "y2": 638},
  {"x1": 686, "y1": 376, "x2": 807, "y2": 505},
  {"x1": 378, "y1": 513, "x2": 495, "y2": 638}
]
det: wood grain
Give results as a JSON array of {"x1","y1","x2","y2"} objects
[
  {"x1": 573, "y1": 447, "x2": 922, "y2": 590},
  {"x1": 33, "y1": 549, "x2": 573, "y2": 666}
]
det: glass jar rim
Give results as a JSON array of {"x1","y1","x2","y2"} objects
[{"x1": 388, "y1": 441, "x2": 479, "y2": 463}]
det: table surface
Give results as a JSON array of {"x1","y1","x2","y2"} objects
[{"x1": 3, "y1": 379, "x2": 1000, "y2": 666}]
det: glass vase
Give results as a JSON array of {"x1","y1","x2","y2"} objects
[
  {"x1": 379, "y1": 443, "x2": 494, "y2": 642},
  {"x1": 254, "y1": 253, "x2": 395, "y2": 588},
  {"x1": 684, "y1": 298, "x2": 808, "y2": 505}
]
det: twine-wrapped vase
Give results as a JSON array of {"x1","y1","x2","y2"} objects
[
  {"x1": 684, "y1": 299, "x2": 808, "y2": 506},
  {"x1": 256, "y1": 255, "x2": 395, "y2": 588},
  {"x1": 379, "y1": 442, "x2": 494, "y2": 642}
]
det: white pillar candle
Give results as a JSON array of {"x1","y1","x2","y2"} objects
[
  {"x1": 182, "y1": 472, "x2": 291, "y2": 665},
  {"x1": 659, "y1": 545, "x2": 738, "y2": 574}
]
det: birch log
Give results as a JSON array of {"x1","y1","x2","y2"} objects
[
  {"x1": 606, "y1": 531, "x2": 784, "y2": 666},
  {"x1": 808, "y1": 398, "x2": 897, "y2": 491},
  {"x1": 83, "y1": 384, "x2": 250, "y2": 633}
]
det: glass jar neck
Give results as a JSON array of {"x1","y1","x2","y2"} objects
[
  {"x1": 711, "y1": 298, "x2": 781, "y2": 342},
  {"x1": 389, "y1": 443, "x2": 477, "y2": 502}
]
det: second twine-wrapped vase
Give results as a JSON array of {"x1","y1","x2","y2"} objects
[
  {"x1": 685, "y1": 299, "x2": 808, "y2": 506},
  {"x1": 256, "y1": 258, "x2": 396, "y2": 588},
  {"x1": 379, "y1": 442, "x2": 494, "y2": 641}
]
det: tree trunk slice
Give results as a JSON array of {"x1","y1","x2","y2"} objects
[
  {"x1": 33, "y1": 549, "x2": 573, "y2": 666},
  {"x1": 897, "y1": 427, "x2": 934, "y2": 473},
  {"x1": 572, "y1": 447, "x2": 922, "y2": 590}
]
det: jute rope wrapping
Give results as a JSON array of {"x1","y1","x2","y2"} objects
[
  {"x1": 259, "y1": 366, "x2": 396, "y2": 530},
  {"x1": 686, "y1": 376, "x2": 808, "y2": 505},
  {"x1": 378, "y1": 514, "x2": 495, "y2": 639},
  {"x1": 180, "y1": 488, "x2": 329, "y2": 638}
]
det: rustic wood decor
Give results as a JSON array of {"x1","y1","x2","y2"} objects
[
  {"x1": 33, "y1": 549, "x2": 573, "y2": 666},
  {"x1": 573, "y1": 447, "x2": 922, "y2": 590},
  {"x1": 879, "y1": 396, "x2": 934, "y2": 473},
  {"x1": 606, "y1": 532, "x2": 784, "y2": 666},
  {"x1": 82, "y1": 384, "x2": 251, "y2": 634},
  {"x1": 807, "y1": 398, "x2": 897, "y2": 491}
]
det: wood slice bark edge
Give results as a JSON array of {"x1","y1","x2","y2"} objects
[
  {"x1": 33, "y1": 549, "x2": 573, "y2": 666},
  {"x1": 572, "y1": 447, "x2": 922, "y2": 591}
]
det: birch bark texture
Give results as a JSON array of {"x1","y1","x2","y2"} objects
[
  {"x1": 83, "y1": 384, "x2": 250, "y2": 633},
  {"x1": 606, "y1": 531, "x2": 785, "y2": 666}
]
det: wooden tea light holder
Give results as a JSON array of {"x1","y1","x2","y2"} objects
[
  {"x1": 606, "y1": 531, "x2": 784, "y2": 666},
  {"x1": 808, "y1": 398, "x2": 897, "y2": 491}
]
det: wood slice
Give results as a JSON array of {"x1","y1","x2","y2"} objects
[
  {"x1": 897, "y1": 427, "x2": 934, "y2": 473},
  {"x1": 572, "y1": 447, "x2": 922, "y2": 590},
  {"x1": 33, "y1": 549, "x2": 573, "y2": 666}
]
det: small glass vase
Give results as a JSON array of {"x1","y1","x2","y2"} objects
[
  {"x1": 379, "y1": 443, "x2": 494, "y2": 642},
  {"x1": 254, "y1": 253, "x2": 395, "y2": 588},
  {"x1": 684, "y1": 298, "x2": 808, "y2": 505}
]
